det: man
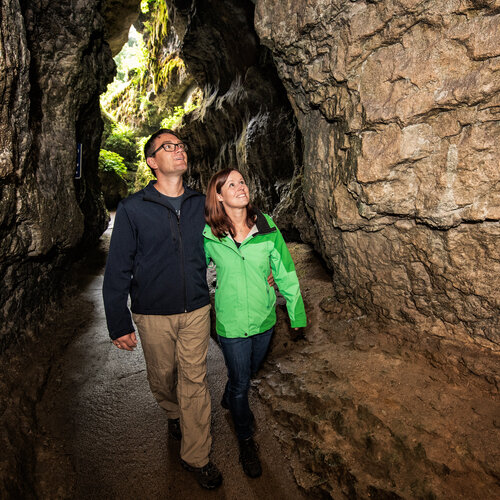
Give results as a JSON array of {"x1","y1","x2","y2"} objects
[{"x1": 102, "y1": 128, "x2": 222, "y2": 490}]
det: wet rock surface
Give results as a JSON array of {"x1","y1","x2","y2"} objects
[
  {"x1": 166, "y1": 0, "x2": 303, "y2": 219},
  {"x1": 259, "y1": 243, "x2": 500, "y2": 499},
  {"x1": 0, "y1": 0, "x2": 113, "y2": 350}
]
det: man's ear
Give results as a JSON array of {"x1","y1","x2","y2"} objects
[{"x1": 146, "y1": 157, "x2": 158, "y2": 172}]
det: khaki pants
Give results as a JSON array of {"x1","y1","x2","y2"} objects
[{"x1": 133, "y1": 305, "x2": 212, "y2": 467}]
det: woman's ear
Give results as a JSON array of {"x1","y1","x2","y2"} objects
[{"x1": 216, "y1": 193, "x2": 223, "y2": 202}]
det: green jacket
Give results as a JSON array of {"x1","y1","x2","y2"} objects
[{"x1": 203, "y1": 211, "x2": 307, "y2": 338}]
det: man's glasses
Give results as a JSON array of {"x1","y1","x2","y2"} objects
[{"x1": 151, "y1": 142, "x2": 188, "y2": 156}]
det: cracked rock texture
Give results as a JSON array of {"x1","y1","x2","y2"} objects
[
  {"x1": 165, "y1": 0, "x2": 303, "y2": 219},
  {"x1": 260, "y1": 244, "x2": 499, "y2": 499},
  {"x1": 1, "y1": 0, "x2": 499, "y2": 497},
  {"x1": 0, "y1": 0, "x2": 117, "y2": 351},
  {"x1": 254, "y1": 0, "x2": 500, "y2": 348}
]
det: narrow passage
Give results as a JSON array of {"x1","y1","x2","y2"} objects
[{"x1": 33, "y1": 217, "x2": 309, "y2": 499}]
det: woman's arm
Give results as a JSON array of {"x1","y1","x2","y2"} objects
[{"x1": 269, "y1": 225, "x2": 307, "y2": 328}]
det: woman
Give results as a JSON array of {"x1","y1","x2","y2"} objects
[{"x1": 204, "y1": 168, "x2": 307, "y2": 478}]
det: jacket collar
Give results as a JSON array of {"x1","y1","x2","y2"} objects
[
  {"x1": 203, "y1": 209, "x2": 276, "y2": 243},
  {"x1": 142, "y1": 180, "x2": 202, "y2": 205},
  {"x1": 254, "y1": 209, "x2": 275, "y2": 235}
]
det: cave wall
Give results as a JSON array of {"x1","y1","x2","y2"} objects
[
  {"x1": 0, "y1": 0, "x2": 498, "y2": 495},
  {"x1": 254, "y1": 0, "x2": 500, "y2": 350},
  {"x1": 1, "y1": 0, "x2": 496, "y2": 356},
  {"x1": 165, "y1": 0, "x2": 304, "y2": 220},
  {"x1": 165, "y1": 0, "x2": 500, "y2": 350},
  {"x1": 0, "y1": 0, "x2": 121, "y2": 351}
]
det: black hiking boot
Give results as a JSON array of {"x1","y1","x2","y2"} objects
[
  {"x1": 238, "y1": 437, "x2": 262, "y2": 478},
  {"x1": 180, "y1": 459, "x2": 223, "y2": 489},
  {"x1": 168, "y1": 418, "x2": 182, "y2": 441}
]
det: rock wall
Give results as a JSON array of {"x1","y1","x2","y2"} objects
[
  {"x1": 254, "y1": 0, "x2": 500, "y2": 350},
  {"x1": 166, "y1": 0, "x2": 303, "y2": 219},
  {"x1": 260, "y1": 244, "x2": 499, "y2": 499},
  {"x1": 0, "y1": 0, "x2": 119, "y2": 351}
]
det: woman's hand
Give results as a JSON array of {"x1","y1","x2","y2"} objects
[{"x1": 267, "y1": 271, "x2": 275, "y2": 287}]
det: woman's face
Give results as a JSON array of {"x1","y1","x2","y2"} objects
[{"x1": 217, "y1": 170, "x2": 250, "y2": 209}]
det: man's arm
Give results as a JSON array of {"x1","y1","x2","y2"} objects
[{"x1": 102, "y1": 203, "x2": 137, "y2": 342}]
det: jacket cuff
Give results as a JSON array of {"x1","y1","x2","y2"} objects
[
  {"x1": 291, "y1": 318, "x2": 307, "y2": 328},
  {"x1": 109, "y1": 327, "x2": 135, "y2": 340}
]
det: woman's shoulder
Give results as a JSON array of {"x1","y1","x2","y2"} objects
[{"x1": 203, "y1": 223, "x2": 226, "y2": 242}]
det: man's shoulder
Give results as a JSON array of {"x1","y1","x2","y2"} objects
[
  {"x1": 184, "y1": 185, "x2": 205, "y2": 200},
  {"x1": 183, "y1": 186, "x2": 206, "y2": 212},
  {"x1": 118, "y1": 187, "x2": 147, "y2": 208}
]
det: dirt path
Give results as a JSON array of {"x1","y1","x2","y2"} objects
[{"x1": 33, "y1": 219, "x2": 309, "y2": 500}]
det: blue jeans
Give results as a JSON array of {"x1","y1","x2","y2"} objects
[{"x1": 218, "y1": 328, "x2": 273, "y2": 440}]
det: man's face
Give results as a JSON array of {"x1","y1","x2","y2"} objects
[{"x1": 147, "y1": 133, "x2": 188, "y2": 178}]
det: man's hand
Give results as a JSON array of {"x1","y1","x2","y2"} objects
[{"x1": 113, "y1": 332, "x2": 138, "y2": 351}]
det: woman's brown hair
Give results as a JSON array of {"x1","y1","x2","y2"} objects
[{"x1": 205, "y1": 168, "x2": 257, "y2": 239}]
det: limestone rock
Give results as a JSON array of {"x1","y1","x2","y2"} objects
[
  {"x1": 261, "y1": 243, "x2": 500, "y2": 499},
  {"x1": 102, "y1": 0, "x2": 141, "y2": 56},
  {"x1": 0, "y1": 0, "x2": 114, "y2": 350},
  {"x1": 165, "y1": 0, "x2": 304, "y2": 216},
  {"x1": 255, "y1": 0, "x2": 500, "y2": 345}
]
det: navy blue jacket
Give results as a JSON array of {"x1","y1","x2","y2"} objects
[{"x1": 103, "y1": 181, "x2": 210, "y2": 340}]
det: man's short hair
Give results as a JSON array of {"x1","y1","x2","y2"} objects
[{"x1": 144, "y1": 128, "x2": 180, "y2": 159}]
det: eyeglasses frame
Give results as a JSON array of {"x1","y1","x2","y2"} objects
[{"x1": 151, "y1": 141, "x2": 188, "y2": 156}]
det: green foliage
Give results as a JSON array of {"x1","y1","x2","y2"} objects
[
  {"x1": 154, "y1": 57, "x2": 185, "y2": 94},
  {"x1": 134, "y1": 160, "x2": 156, "y2": 191},
  {"x1": 140, "y1": 0, "x2": 156, "y2": 14},
  {"x1": 101, "y1": 108, "x2": 114, "y2": 143},
  {"x1": 99, "y1": 0, "x2": 201, "y2": 192},
  {"x1": 160, "y1": 106, "x2": 186, "y2": 129},
  {"x1": 113, "y1": 26, "x2": 146, "y2": 85},
  {"x1": 133, "y1": 136, "x2": 155, "y2": 191},
  {"x1": 102, "y1": 123, "x2": 139, "y2": 170},
  {"x1": 141, "y1": 1, "x2": 176, "y2": 93},
  {"x1": 161, "y1": 101, "x2": 199, "y2": 129},
  {"x1": 100, "y1": 26, "x2": 147, "y2": 114},
  {"x1": 98, "y1": 150, "x2": 128, "y2": 177}
]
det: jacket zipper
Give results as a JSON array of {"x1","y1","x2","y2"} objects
[{"x1": 177, "y1": 214, "x2": 187, "y2": 312}]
